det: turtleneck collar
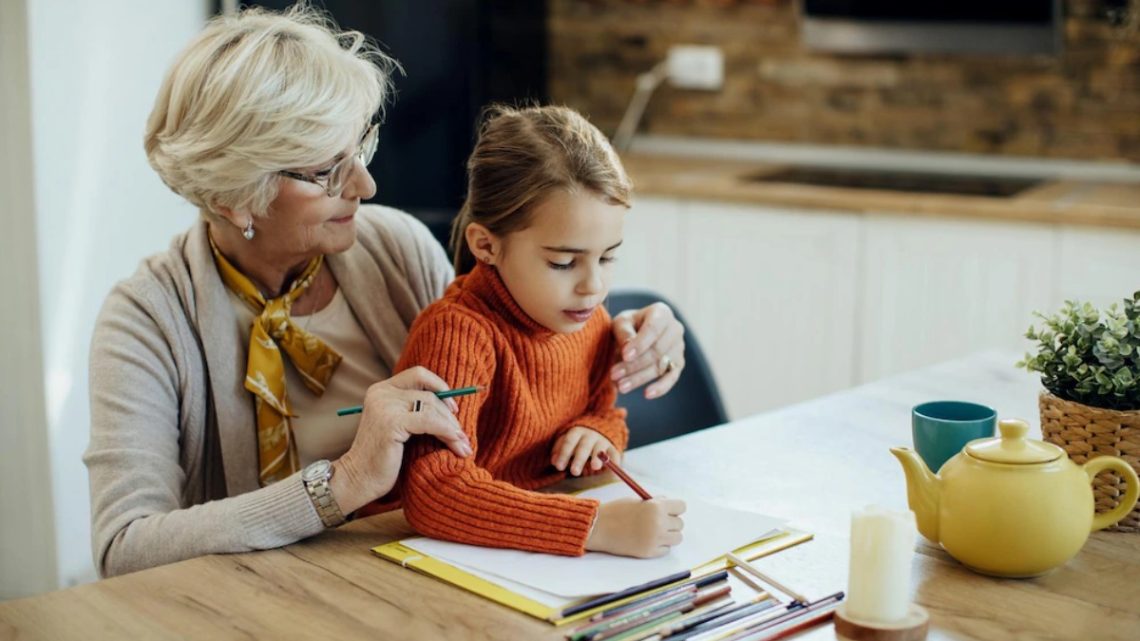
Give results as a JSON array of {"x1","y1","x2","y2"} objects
[{"x1": 459, "y1": 261, "x2": 555, "y2": 338}]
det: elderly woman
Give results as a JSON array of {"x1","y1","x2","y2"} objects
[{"x1": 84, "y1": 5, "x2": 687, "y2": 578}]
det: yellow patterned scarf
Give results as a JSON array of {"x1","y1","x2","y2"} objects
[{"x1": 209, "y1": 236, "x2": 342, "y2": 486}]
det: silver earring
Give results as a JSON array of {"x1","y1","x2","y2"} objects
[{"x1": 242, "y1": 219, "x2": 255, "y2": 241}]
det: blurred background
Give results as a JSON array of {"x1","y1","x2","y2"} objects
[{"x1": 2, "y1": 0, "x2": 1138, "y2": 599}]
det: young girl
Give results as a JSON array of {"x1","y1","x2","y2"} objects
[{"x1": 395, "y1": 105, "x2": 686, "y2": 558}]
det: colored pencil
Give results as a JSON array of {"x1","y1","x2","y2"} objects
[
  {"x1": 590, "y1": 572, "x2": 730, "y2": 623},
  {"x1": 588, "y1": 597, "x2": 697, "y2": 641},
  {"x1": 724, "y1": 552, "x2": 808, "y2": 605},
  {"x1": 664, "y1": 599, "x2": 784, "y2": 641},
  {"x1": 640, "y1": 596, "x2": 737, "y2": 641},
  {"x1": 561, "y1": 570, "x2": 693, "y2": 618},
  {"x1": 335, "y1": 385, "x2": 485, "y2": 416},
  {"x1": 572, "y1": 590, "x2": 698, "y2": 641},
  {"x1": 598, "y1": 451, "x2": 652, "y2": 500},
  {"x1": 732, "y1": 606, "x2": 837, "y2": 641},
  {"x1": 603, "y1": 612, "x2": 686, "y2": 641},
  {"x1": 688, "y1": 593, "x2": 843, "y2": 641}
]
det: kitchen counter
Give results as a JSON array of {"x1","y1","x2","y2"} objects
[{"x1": 621, "y1": 140, "x2": 1140, "y2": 231}]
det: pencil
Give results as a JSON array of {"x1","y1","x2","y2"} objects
[
  {"x1": 590, "y1": 571, "x2": 730, "y2": 623},
  {"x1": 723, "y1": 552, "x2": 808, "y2": 605},
  {"x1": 688, "y1": 593, "x2": 843, "y2": 641},
  {"x1": 598, "y1": 451, "x2": 652, "y2": 500},
  {"x1": 665, "y1": 599, "x2": 782, "y2": 641},
  {"x1": 734, "y1": 607, "x2": 837, "y2": 641},
  {"x1": 640, "y1": 596, "x2": 737, "y2": 641},
  {"x1": 560, "y1": 570, "x2": 692, "y2": 618},
  {"x1": 575, "y1": 593, "x2": 698, "y2": 641},
  {"x1": 335, "y1": 385, "x2": 485, "y2": 416}
]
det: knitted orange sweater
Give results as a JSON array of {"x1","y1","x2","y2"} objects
[{"x1": 395, "y1": 262, "x2": 629, "y2": 556}]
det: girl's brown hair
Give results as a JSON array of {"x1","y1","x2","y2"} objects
[{"x1": 449, "y1": 105, "x2": 633, "y2": 274}]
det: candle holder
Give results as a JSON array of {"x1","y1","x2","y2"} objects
[{"x1": 834, "y1": 602, "x2": 929, "y2": 641}]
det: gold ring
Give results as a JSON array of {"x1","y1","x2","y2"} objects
[{"x1": 658, "y1": 354, "x2": 675, "y2": 376}]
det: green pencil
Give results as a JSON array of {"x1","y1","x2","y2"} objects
[{"x1": 335, "y1": 385, "x2": 485, "y2": 416}]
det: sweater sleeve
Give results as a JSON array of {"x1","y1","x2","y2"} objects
[
  {"x1": 396, "y1": 310, "x2": 600, "y2": 556},
  {"x1": 557, "y1": 309, "x2": 629, "y2": 452},
  {"x1": 85, "y1": 283, "x2": 323, "y2": 578}
]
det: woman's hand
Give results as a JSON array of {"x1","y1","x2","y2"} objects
[
  {"x1": 610, "y1": 302, "x2": 685, "y2": 399},
  {"x1": 551, "y1": 427, "x2": 619, "y2": 476},
  {"x1": 331, "y1": 367, "x2": 472, "y2": 514},
  {"x1": 586, "y1": 497, "x2": 686, "y2": 558}
]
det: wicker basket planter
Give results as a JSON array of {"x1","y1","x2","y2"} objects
[{"x1": 1039, "y1": 391, "x2": 1140, "y2": 532}]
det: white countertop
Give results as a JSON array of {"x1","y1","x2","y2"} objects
[{"x1": 630, "y1": 135, "x2": 1140, "y2": 183}]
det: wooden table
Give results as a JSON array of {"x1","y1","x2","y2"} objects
[{"x1": 3, "y1": 352, "x2": 1138, "y2": 640}]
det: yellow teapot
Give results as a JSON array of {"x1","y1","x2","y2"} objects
[{"x1": 891, "y1": 418, "x2": 1139, "y2": 578}]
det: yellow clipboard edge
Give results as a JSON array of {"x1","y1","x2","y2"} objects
[
  {"x1": 372, "y1": 528, "x2": 814, "y2": 627},
  {"x1": 371, "y1": 542, "x2": 559, "y2": 621},
  {"x1": 693, "y1": 527, "x2": 815, "y2": 575}
]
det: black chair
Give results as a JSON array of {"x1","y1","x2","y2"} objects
[{"x1": 606, "y1": 289, "x2": 728, "y2": 448}]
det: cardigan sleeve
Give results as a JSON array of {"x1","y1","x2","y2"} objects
[
  {"x1": 555, "y1": 308, "x2": 629, "y2": 452},
  {"x1": 396, "y1": 309, "x2": 600, "y2": 556},
  {"x1": 85, "y1": 281, "x2": 323, "y2": 578}
]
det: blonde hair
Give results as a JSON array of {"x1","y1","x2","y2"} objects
[
  {"x1": 144, "y1": 3, "x2": 399, "y2": 217},
  {"x1": 450, "y1": 105, "x2": 633, "y2": 275}
]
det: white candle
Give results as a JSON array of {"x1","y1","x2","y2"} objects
[{"x1": 846, "y1": 504, "x2": 916, "y2": 623}]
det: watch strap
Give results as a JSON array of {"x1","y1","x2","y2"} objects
[{"x1": 303, "y1": 463, "x2": 346, "y2": 528}]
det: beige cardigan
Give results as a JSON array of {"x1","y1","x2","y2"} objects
[{"x1": 84, "y1": 205, "x2": 452, "y2": 577}]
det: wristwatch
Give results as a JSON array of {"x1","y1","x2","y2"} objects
[{"x1": 301, "y1": 459, "x2": 346, "y2": 528}]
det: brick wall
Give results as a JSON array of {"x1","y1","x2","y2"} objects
[{"x1": 548, "y1": 0, "x2": 1140, "y2": 161}]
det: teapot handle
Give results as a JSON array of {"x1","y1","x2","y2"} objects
[{"x1": 1083, "y1": 456, "x2": 1140, "y2": 532}]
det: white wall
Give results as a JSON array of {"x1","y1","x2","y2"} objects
[
  {"x1": 0, "y1": 0, "x2": 207, "y2": 597},
  {"x1": 1, "y1": 0, "x2": 58, "y2": 600}
]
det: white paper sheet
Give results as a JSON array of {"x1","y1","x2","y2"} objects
[{"x1": 402, "y1": 482, "x2": 786, "y2": 598}]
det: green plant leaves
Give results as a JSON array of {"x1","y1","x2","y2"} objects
[{"x1": 1018, "y1": 290, "x2": 1140, "y2": 411}]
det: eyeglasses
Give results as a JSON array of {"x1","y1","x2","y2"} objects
[{"x1": 279, "y1": 118, "x2": 380, "y2": 198}]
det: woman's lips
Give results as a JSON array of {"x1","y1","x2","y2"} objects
[
  {"x1": 329, "y1": 213, "x2": 355, "y2": 224},
  {"x1": 563, "y1": 307, "x2": 596, "y2": 323}
]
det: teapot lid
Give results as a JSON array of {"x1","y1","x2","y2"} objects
[{"x1": 965, "y1": 419, "x2": 1063, "y2": 464}]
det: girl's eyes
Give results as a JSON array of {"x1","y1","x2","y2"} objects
[{"x1": 546, "y1": 255, "x2": 617, "y2": 270}]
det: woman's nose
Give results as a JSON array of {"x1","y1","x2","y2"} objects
[{"x1": 342, "y1": 158, "x2": 377, "y2": 200}]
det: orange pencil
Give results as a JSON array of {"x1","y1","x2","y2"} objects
[{"x1": 598, "y1": 451, "x2": 652, "y2": 500}]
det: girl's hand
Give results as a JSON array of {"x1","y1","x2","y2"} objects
[
  {"x1": 586, "y1": 497, "x2": 686, "y2": 558},
  {"x1": 332, "y1": 367, "x2": 473, "y2": 513},
  {"x1": 610, "y1": 302, "x2": 685, "y2": 400},
  {"x1": 551, "y1": 427, "x2": 619, "y2": 476}
]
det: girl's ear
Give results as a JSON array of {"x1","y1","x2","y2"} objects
[{"x1": 465, "y1": 222, "x2": 502, "y2": 265}]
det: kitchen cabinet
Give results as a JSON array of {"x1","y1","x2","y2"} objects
[
  {"x1": 1055, "y1": 226, "x2": 1140, "y2": 310},
  {"x1": 616, "y1": 194, "x2": 1138, "y2": 422},
  {"x1": 615, "y1": 198, "x2": 860, "y2": 419},
  {"x1": 857, "y1": 215, "x2": 1055, "y2": 382},
  {"x1": 613, "y1": 196, "x2": 687, "y2": 304}
]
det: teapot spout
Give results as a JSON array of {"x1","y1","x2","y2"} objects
[{"x1": 890, "y1": 447, "x2": 941, "y2": 542}]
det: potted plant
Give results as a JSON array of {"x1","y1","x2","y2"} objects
[{"x1": 1018, "y1": 291, "x2": 1140, "y2": 532}]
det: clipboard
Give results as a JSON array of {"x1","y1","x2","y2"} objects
[{"x1": 372, "y1": 527, "x2": 814, "y2": 626}]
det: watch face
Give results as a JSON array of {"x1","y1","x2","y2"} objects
[{"x1": 303, "y1": 460, "x2": 331, "y2": 483}]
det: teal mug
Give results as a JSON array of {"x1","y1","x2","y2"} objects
[{"x1": 912, "y1": 401, "x2": 997, "y2": 473}]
